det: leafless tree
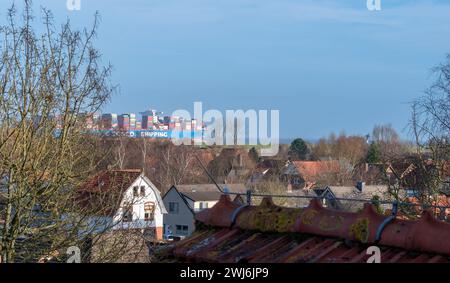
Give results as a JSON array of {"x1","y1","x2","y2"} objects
[
  {"x1": 138, "y1": 136, "x2": 149, "y2": 173},
  {"x1": 154, "y1": 142, "x2": 196, "y2": 192},
  {"x1": 0, "y1": 1, "x2": 128, "y2": 262},
  {"x1": 311, "y1": 133, "x2": 368, "y2": 166},
  {"x1": 371, "y1": 124, "x2": 406, "y2": 161},
  {"x1": 408, "y1": 54, "x2": 450, "y2": 203},
  {"x1": 112, "y1": 133, "x2": 128, "y2": 170}
]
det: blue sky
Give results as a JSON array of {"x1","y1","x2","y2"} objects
[{"x1": 2, "y1": 0, "x2": 450, "y2": 140}]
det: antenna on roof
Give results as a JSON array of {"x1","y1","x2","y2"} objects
[{"x1": 194, "y1": 154, "x2": 224, "y2": 194}]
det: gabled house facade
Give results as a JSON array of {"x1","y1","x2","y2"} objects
[
  {"x1": 162, "y1": 184, "x2": 245, "y2": 239},
  {"x1": 77, "y1": 169, "x2": 167, "y2": 240},
  {"x1": 162, "y1": 186, "x2": 196, "y2": 239}
]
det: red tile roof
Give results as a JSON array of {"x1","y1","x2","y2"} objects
[
  {"x1": 160, "y1": 194, "x2": 450, "y2": 263},
  {"x1": 79, "y1": 169, "x2": 141, "y2": 192},
  {"x1": 407, "y1": 195, "x2": 450, "y2": 217},
  {"x1": 76, "y1": 169, "x2": 142, "y2": 216},
  {"x1": 291, "y1": 160, "x2": 340, "y2": 182}
]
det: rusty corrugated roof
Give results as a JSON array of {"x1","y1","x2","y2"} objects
[{"x1": 159, "y1": 194, "x2": 450, "y2": 263}]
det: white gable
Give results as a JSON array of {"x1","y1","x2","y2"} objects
[{"x1": 112, "y1": 174, "x2": 166, "y2": 230}]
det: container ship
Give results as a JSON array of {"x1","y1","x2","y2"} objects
[{"x1": 52, "y1": 109, "x2": 204, "y2": 142}]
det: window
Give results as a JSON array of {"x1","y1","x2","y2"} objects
[
  {"x1": 176, "y1": 225, "x2": 189, "y2": 236},
  {"x1": 169, "y1": 202, "x2": 179, "y2": 214},
  {"x1": 144, "y1": 212, "x2": 154, "y2": 221},
  {"x1": 122, "y1": 204, "x2": 133, "y2": 222},
  {"x1": 133, "y1": 186, "x2": 139, "y2": 197},
  {"x1": 140, "y1": 186, "x2": 146, "y2": 197},
  {"x1": 198, "y1": 202, "x2": 208, "y2": 211},
  {"x1": 144, "y1": 202, "x2": 155, "y2": 221}
]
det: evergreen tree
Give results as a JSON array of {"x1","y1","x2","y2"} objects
[
  {"x1": 289, "y1": 138, "x2": 310, "y2": 160},
  {"x1": 366, "y1": 142, "x2": 381, "y2": 163}
]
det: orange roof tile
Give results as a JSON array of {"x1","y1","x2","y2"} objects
[
  {"x1": 76, "y1": 169, "x2": 142, "y2": 216},
  {"x1": 160, "y1": 194, "x2": 450, "y2": 263},
  {"x1": 291, "y1": 160, "x2": 340, "y2": 182}
]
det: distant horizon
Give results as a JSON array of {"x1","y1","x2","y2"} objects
[
  {"x1": 92, "y1": 105, "x2": 412, "y2": 142},
  {"x1": 2, "y1": 0, "x2": 449, "y2": 142}
]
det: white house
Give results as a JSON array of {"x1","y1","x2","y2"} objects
[
  {"x1": 77, "y1": 169, "x2": 167, "y2": 240},
  {"x1": 162, "y1": 184, "x2": 245, "y2": 239}
]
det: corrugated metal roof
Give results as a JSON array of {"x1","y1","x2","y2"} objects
[{"x1": 159, "y1": 194, "x2": 450, "y2": 263}]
